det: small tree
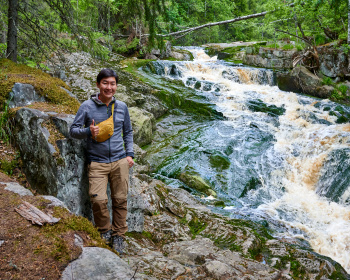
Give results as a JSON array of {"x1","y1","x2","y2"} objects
[{"x1": 6, "y1": 0, "x2": 18, "y2": 62}]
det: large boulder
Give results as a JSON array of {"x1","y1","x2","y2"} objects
[
  {"x1": 129, "y1": 107, "x2": 156, "y2": 146},
  {"x1": 8, "y1": 83, "x2": 46, "y2": 108},
  {"x1": 14, "y1": 107, "x2": 91, "y2": 218},
  {"x1": 276, "y1": 66, "x2": 329, "y2": 98}
]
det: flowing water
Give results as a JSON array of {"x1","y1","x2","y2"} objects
[{"x1": 139, "y1": 47, "x2": 350, "y2": 272}]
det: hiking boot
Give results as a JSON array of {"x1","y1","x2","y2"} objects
[
  {"x1": 100, "y1": 230, "x2": 112, "y2": 245},
  {"x1": 112, "y1": 235, "x2": 125, "y2": 254}
]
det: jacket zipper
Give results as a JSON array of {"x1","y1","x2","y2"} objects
[{"x1": 107, "y1": 104, "x2": 111, "y2": 162}]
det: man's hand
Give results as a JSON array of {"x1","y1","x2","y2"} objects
[
  {"x1": 126, "y1": 156, "x2": 134, "y2": 168},
  {"x1": 90, "y1": 119, "x2": 99, "y2": 138}
]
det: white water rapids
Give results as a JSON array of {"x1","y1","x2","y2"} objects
[{"x1": 161, "y1": 48, "x2": 350, "y2": 272}]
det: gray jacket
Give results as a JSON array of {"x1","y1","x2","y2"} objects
[{"x1": 69, "y1": 94, "x2": 134, "y2": 163}]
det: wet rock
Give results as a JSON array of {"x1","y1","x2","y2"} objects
[
  {"x1": 246, "y1": 99, "x2": 286, "y2": 117},
  {"x1": 178, "y1": 166, "x2": 216, "y2": 197},
  {"x1": 276, "y1": 66, "x2": 324, "y2": 98},
  {"x1": 121, "y1": 177, "x2": 349, "y2": 279},
  {"x1": 8, "y1": 83, "x2": 46, "y2": 108}
]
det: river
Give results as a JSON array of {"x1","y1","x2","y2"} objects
[{"x1": 138, "y1": 47, "x2": 350, "y2": 272}]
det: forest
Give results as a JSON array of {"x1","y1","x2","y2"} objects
[{"x1": 0, "y1": 0, "x2": 349, "y2": 65}]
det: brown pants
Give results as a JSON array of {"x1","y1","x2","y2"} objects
[{"x1": 88, "y1": 158, "x2": 129, "y2": 238}]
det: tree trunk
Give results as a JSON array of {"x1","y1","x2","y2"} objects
[
  {"x1": 6, "y1": 0, "x2": 19, "y2": 62},
  {"x1": 348, "y1": 0, "x2": 350, "y2": 44}
]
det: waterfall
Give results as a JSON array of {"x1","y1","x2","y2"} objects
[{"x1": 140, "y1": 47, "x2": 350, "y2": 272}]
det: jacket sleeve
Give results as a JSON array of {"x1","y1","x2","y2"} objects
[
  {"x1": 123, "y1": 106, "x2": 134, "y2": 158},
  {"x1": 69, "y1": 103, "x2": 92, "y2": 139}
]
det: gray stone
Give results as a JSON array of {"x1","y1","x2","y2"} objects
[
  {"x1": 0, "y1": 240, "x2": 4, "y2": 247},
  {"x1": 3, "y1": 182, "x2": 33, "y2": 196},
  {"x1": 41, "y1": 195, "x2": 68, "y2": 209},
  {"x1": 129, "y1": 107, "x2": 155, "y2": 146},
  {"x1": 14, "y1": 108, "x2": 91, "y2": 218},
  {"x1": 8, "y1": 83, "x2": 46, "y2": 108},
  {"x1": 61, "y1": 247, "x2": 153, "y2": 280},
  {"x1": 277, "y1": 66, "x2": 324, "y2": 98}
]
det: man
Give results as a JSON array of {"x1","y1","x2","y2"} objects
[{"x1": 70, "y1": 68, "x2": 134, "y2": 254}]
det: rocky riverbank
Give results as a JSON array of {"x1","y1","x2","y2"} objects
[
  {"x1": 1, "y1": 50, "x2": 350, "y2": 279},
  {"x1": 204, "y1": 41, "x2": 350, "y2": 102}
]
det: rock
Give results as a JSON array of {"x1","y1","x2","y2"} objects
[
  {"x1": 243, "y1": 49, "x2": 297, "y2": 69},
  {"x1": 129, "y1": 107, "x2": 155, "y2": 146},
  {"x1": 163, "y1": 237, "x2": 283, "y2": 279},
  {"x1": 316, "y1": 85, "x2": 334, "y2": 98},
  {"x1": 277, "y1": 66, "x2": 324, "y2": 98},
  {"x1": 41, "y1": 195, "x2": 68, "y2": 209},
  {"x1": 318, "y1": 46, "x2": 348, "y2": 78},
  {"x1": 178, "y1": 166, "x2": 217, "y2": 197},
  {"x1": 246, "y1": 99, "x2": 286, "y2": 117},
  {"x1": 3, "y1": 182, "x2": 33, "y2": 196},
  {"x1": 170, "y1": 51, "x2": 191, "y2": 61},
  {"x1": 61, "y1": 247, "x2": 154, "y2": 280},
  {"x1": 0, "y1": 240, "x2": 4, "y2": 247},
  {"x1": 8, "y1": 83, "x2": 46, "y2": 108},
  {"x1": 13, "y1": 107, "x2": 91, "y2": 218}
]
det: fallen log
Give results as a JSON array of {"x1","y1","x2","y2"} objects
[{"x1": 15, "y1": 201, "x2": 60, "y2": 225}]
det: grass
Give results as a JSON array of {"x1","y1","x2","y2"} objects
[{"x1": 0, "y1": 97, "x2": 14, "y2": 143}]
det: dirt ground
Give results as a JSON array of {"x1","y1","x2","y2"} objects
[{"x1": 0, "y1": 172, "x2": 107, "y2": 280}]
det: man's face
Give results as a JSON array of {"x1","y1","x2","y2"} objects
[{"x1": 97, "y1": 76, "x2": 117, "y2": 102}]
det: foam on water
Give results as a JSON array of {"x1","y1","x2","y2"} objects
[{"x1": 147, "y1": 48, "x2": 350, "y2": 271}]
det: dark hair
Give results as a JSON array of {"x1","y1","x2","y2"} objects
[{"x1": 96, "y1": 68, "x2": 119, "y2": 84}]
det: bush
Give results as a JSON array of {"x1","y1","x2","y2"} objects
[
  {"x1": 266, "y1": 43, "x2": 280, "y2": 49},
  {"x1": 315, "y1": 34, "x2": 327, "y2": 46},
  {"x1": 282, "y1": 44, "x2": 294, "y2": 50},
  {"x1": 295, "y1": 44, "x2": 305, "y2": 51},
  {"x1": 338, "y1": 85, "x2": 348, "y2": 95},
  {"x1": 322, "y1": 77, "x2": 334, "y2": 86}
]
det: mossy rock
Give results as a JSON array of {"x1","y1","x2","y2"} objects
[
  {"x1": 209, "y1": 153, "x2": 230, "y2": 171},
  {"x1": 178, "y1": 166, "x2": 216, "y2": 197},
  {"x1": 240, "y1": 178, "x2": 262, "y2": 198},
  {"x1": 0, "y1": 59, "x2": 80, "y2": 114},
  {"x1": 247, "y1": 99, "x2": 286, "y2": 117}
]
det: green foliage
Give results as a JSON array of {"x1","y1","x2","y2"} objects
[
  {"x1": 322, "y1": 77, "x2": 334, "y2": 86},
  {"x1": 0, "y1": 98, "x2": 12, "y2": 144},
  {"x1": 315, "y1": 34, "x2": 328, "y2": 45},
  {"x1": 0, "y1": 43, "x2": 6, "y2": 58},
  {"x1": 0, "y1": 158, "x2": 18, "y2": 176},
  {"x1": 113, "y1": 38, "x2": 140, "y2": 56},
  {"x1": 282, "y1": 44, "x2": 294, "y2": 50},
  {"x1": 266, "y1": 43, "x2": 280, "y2": 49},
  {"x1": 295, "y1": 44, "x2": 305, "y2": 51}
]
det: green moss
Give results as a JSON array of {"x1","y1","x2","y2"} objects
[
  {"x1": 213, "y1": 200, "x2": 226, "y2": 208},
  {"x1": 0, "y1": 59, "x2": 80, "y2": 114},
  {"x1": 178, "y1": 166, "x2": 216, "y2": 197},
  {"x1": 239, "y1": 178, "x2": 261, "y2": 198},
  {"x1": 188, "y1": 216, "x2": 207, "y2": 238},
  {"x1": 247, "y1": 99, "x2": 286, "y2": 117},
  {"x1": 209, "y1": 153, "x2": 230, "y2": 171},
  {"x1": 0, "y1": 158, "x2": 18, "y2": 175}
]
